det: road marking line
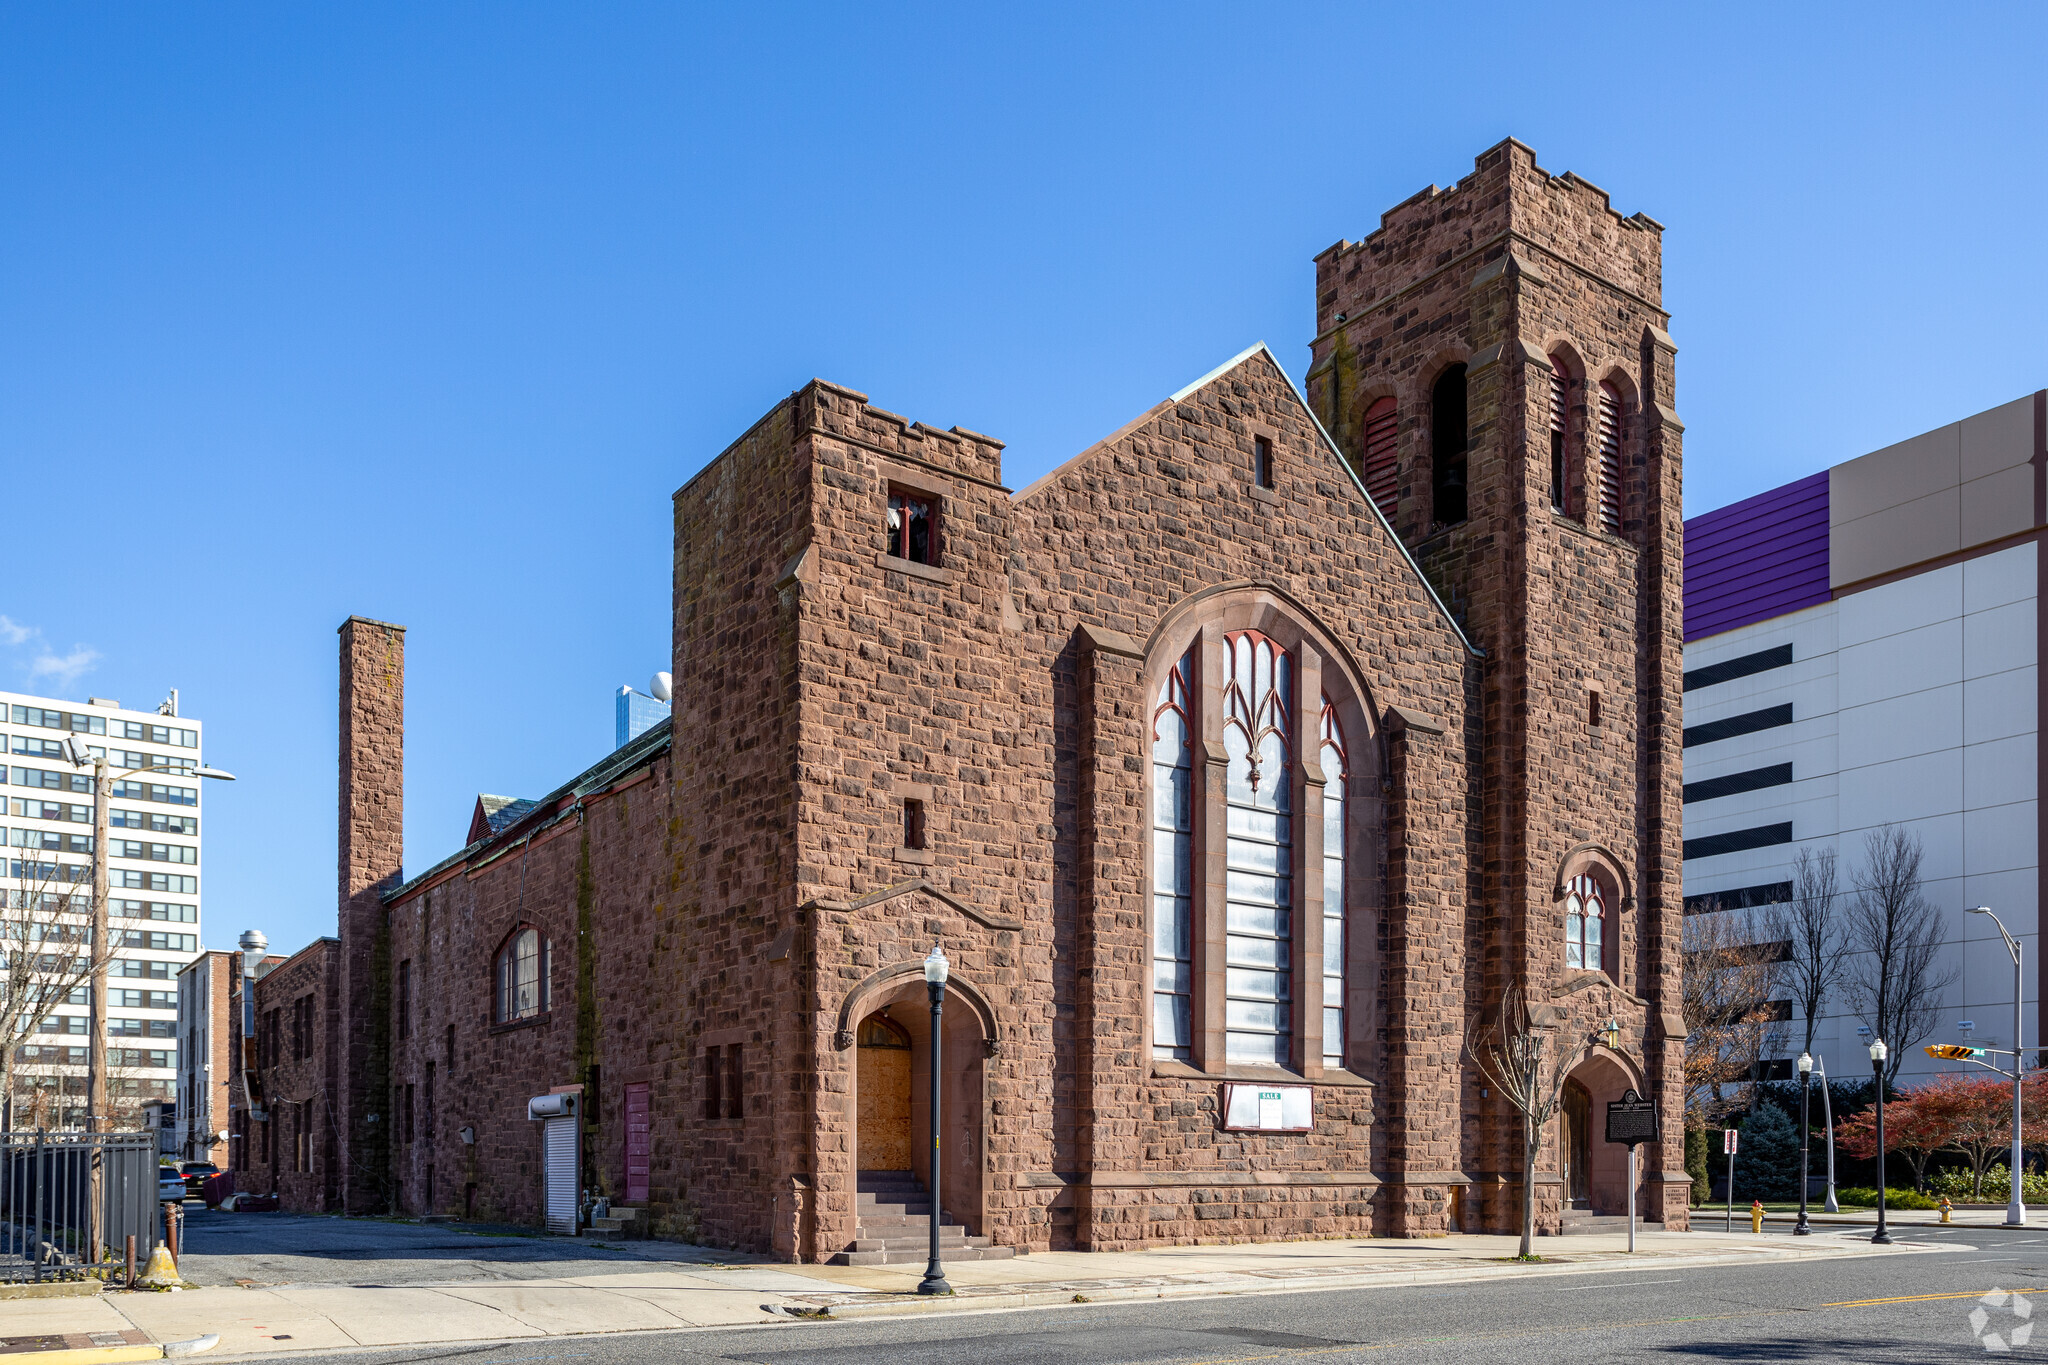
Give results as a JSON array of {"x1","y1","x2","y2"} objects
[
  {"x1": 1824, "y1": 1288, "x2": 2044, "y2": 1307},
  {"x1": 1960, "y1": 1258, "x2": 2020, "y2": 1263},
  {"x1": 1552, "y1": 1278, "x2": 1683, "y2": 1290}
]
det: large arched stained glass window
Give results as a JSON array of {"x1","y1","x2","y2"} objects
[
  {"x1": 1150, "y1": 649, "x2": 1195, "y2": 1061},
  {"x1": 1564, "y1": 874, "x2": 1605, "y2": 974},
  {"x1": 1223, "y1": 631, "x2": 1293, "y2": 1066},
  {"x1": 1319, "y1": 699, "x2": 1347, "y2": 1069}
]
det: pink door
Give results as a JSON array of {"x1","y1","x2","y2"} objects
[{"x1": 623, "y1": 1083, "x2": 650, "y2": 1202}]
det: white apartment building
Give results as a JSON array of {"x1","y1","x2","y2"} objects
[
  {"x1": 1683, "y1": 390, "x2": 2045, "y2": 1084},
  {"x1": 2, "y1": 688, "x2": 203, "y2": 1126}
]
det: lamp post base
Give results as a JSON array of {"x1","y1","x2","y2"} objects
[
  {"x1": 916, "y1": 1268, "x2": 953, "y2": 1296},
  {"x1": 2006, "y1": 1202, "x2": 2026, "y2": 1228},
  {"x1": 1871, "y1": 1226, "x2": 1893, "y2": 1246},
  {"x1": 1792, "y1": 1216, "x2": 1811, "y2": 1236}
]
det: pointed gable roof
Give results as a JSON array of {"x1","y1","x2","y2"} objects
[
  {"x1": 468, "y1": 794, "x2": 541, "y2": 846},
  {"x1": 1014, "y1": 341, "x2": 1479, "y2": 656}
]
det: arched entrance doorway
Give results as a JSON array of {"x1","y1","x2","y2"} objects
[
  {"x1": 1561, "y1": 1078, "x2": 1592, "y2": 1208},
  {"x1": 1557, "y1": 1050, "x2": 1647, "y2": 1219},
  {"x1": 856, "y1": 1013, "x2": 914, "y2": 1171}
]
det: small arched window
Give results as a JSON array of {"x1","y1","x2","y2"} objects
[
  {"x1": 495, "y1": 928, "x2": 550, "y2": 1023},
  {"x1": 1596, "y1": 381, "x2": 1623, "y2": 534},
  {"x1": 1431, "y1": 366, "x2": 1469, "y2": 525},
  {"x1": 1564, "y1": 875, "x2": 1605, "y2": 974},
  {"x1": 1548, "y1": 356, "x2": 1570, "y2": 513},
  {"x1": 1360, "y1": 396, "x2": 1399, "y2": 510}
]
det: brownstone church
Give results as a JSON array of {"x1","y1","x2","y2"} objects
[{"x1": 292, "y1": 140, "x2": 1685, "y2": 1257}]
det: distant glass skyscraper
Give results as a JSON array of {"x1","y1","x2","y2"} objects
[{"x1": 615, "y1": 686, "x2": 670, "y2": 750}]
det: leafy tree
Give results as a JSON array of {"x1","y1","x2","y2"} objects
[
  {"x1": 1837, "y1": 1089, "x2": 1956, "y2": 1191},
  {"x1": 1735, "y1": 1101, "x2": 1801, "y2": 1201}
]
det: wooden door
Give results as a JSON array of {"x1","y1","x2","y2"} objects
[
  {"x1": 856, "y1": 1015, "x2": 913, "y2": 1170},
  {"x1": 1563, "y1": 1079, "x2": 1592, "y2": 1205},
  {"x1": 623, "y1": 1082, "x2": 650, "y2": 1202}
]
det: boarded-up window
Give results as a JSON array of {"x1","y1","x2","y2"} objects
[
  {"x1": 1597, "y1": 382, "x2": 1623, "y2": 534},
  {"x1": 623, "y1": 1082, "x2": 650, "y2": 1202},
  {"x1": 1360, "y1": 396, "x2": 1398, "y2": 509}
]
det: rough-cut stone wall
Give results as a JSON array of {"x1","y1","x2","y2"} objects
[
  {"x1": 1307, "y1": 137, "x2": 1686, "y2": 1233},
  {"x1": 337, "y1": 616, "x2": 404, "y2": 1214},
  {"x1": 245, "y1": 938, "x2": 340, "y2": 1211},
  {"x1": 1007, "y1": 346, "x2": 1477, "y2": 1245},
  {"x1": 321, "y1": 138, "x2": 1682, "y2": 1255}
]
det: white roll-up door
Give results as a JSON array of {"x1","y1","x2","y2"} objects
[{"x1": 542, "y1": 1113, "x2": 579, "y2": 1234}]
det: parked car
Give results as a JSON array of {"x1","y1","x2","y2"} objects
[
  {"x1": 159, "y1": 1170, "x2": 186, "y2": 1202},
  {"x1": 179, "y1": 1161, "x2": 218, "y2": 1196}
]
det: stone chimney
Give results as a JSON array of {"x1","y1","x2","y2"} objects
[{"x1": 337, "y1": 615, "x2": 404, "y2": 1212}]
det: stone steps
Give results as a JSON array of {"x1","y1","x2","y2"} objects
[
  {"x1": 584, "y1": 1205, "x2": 650, "y2": 1241},
  {"x1": 830, "y1": 1171, "x2": 1016, "y2": 1266}
]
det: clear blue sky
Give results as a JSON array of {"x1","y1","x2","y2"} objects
[{"x1": 3, "y1": 5, "x2": 2042, "y2": 954}]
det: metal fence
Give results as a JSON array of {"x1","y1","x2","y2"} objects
[{"x1": 0, "y1": 1131, "x2": 159, "y2": 1281}]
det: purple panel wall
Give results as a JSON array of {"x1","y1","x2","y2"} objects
[{"x1": 1683, "y1": 471, "x2": 1830, "y2": 641}]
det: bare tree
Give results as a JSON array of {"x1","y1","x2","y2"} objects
[
  {"x1": 1846, "y1": 826, "x2": 1958, "y2": 1086},
  {"x1": 0, "y1": 864, "x2": 113, "y2": 1129},
  {"x1": 1465, "y1": 980, "x2": 1595, "y2": 1258},
  {"x1": 1681, "y1": 909, "x2": 1786, "y2": 1127},
  {"x1": 1770, "y1": 845, "x2": 1847, "y2": 1057}
]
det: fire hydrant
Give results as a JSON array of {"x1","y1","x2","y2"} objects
[
  {"x1": 1941, "y1": 1196, "x2": 1954, "y2": 1224},
  {"x1": 1750, "y1": 1200, "x2": 1764, "y2": 1234}
]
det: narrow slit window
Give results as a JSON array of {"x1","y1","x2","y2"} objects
[
  {"x1": 1253, "y1": 436, "x2": 1275, "y2": 489},
  {"x1": 885, "y1": 489, "x2": 937, "y2": 566},
  {"x1": 903, "y1": 798, "x2": 926, "y2": 851},
  {"x1": 1597, "y1": 382, "x2": 1623, "y2": 534},
  {"x1": 1588, "y1": 691, "x2": 1602, "y2": 728}
]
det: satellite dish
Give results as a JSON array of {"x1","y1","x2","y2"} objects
[{"x1": 650, "y1": 672, "x2": 673, "y2": 704}]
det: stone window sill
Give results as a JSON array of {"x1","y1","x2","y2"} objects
[
  {"x1": 1548, "y1": 510, "x2": 1639, "y2": 554},
  {"x1": 892, "y1": 846, "x2": 935, "y2": 866},
  {"x1": 1149, "y1": 1059, "x2": 1371, "y2": 1088},
  {"x1": 876, "y1": 552, "x2": 953, "y2": 585},
  {"x1": 488, "y1": 1010, "x2": 553, "y2": 1036},
  {"x1": 1247, "y1": 484, "x2": 1279, "y2": 506}
]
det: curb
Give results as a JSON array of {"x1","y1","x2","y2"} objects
[
  {"x1": 783, "y1": 1241, "x2": 1942, "y2": 1321},
  {"x1": 9, "y1": 1338, "x2": 218, "y2": 1365},
  {"x1": 0, "y1": 1282, "x2": 104, "y2": 1301}
]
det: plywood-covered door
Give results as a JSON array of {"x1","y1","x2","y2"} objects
[
  {"x1": 622, "y1": 1082, "x2": 650, "y2": 1202},
  {"x1": 856, "y1": 1014, "x2": 913, "y2": 1170}
]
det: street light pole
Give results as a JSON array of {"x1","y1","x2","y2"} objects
[
  {"x1": 1870, "y1": 1038, "x2": 1891, "y2": 1246},
  {"x1": 1816, "y1": 1053, "x2": 1839, "y2": 1214},
  {"x1": 917, "y1": 944, "x2": 952, "y2": 1296},
  {"x1": 1968, "y1": 906, "x2": 2027, "y2": 1227},
  {"x1": 1794, "y1": 1052, "x2": 1813, "y2": 1235}
]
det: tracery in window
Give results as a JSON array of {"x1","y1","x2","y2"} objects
[
  {"x1": 494, "y1": 927, "x2": 550, "y2": 1023},
  {"x1": 1223, "y1": 631, "x2": 1293, "y2": 1066},
  {"x1": 1150, "y1": 648, "x2": 1194, "y2": 1062},
  {"x1": 1319, "y1": 698, "x2": 1347, "y2": 1069},
  {"x1": 1564, "y1": 874, "x2": 1605, "y2": 974}
]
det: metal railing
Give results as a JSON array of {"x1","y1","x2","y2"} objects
[{"x1": 0, "y1": 1131, "x2": 159, "y2": 1281}]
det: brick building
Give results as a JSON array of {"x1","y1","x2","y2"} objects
[
  {"x1": 240, "y1": 938, "x2": 343, "y2": 1209},
  {"x1": 319, "y1": 139, "x2": 1686, "y2": 1254},
  {"x1": 173, "y1": 950, "x2": 235, "y2": 1166}
]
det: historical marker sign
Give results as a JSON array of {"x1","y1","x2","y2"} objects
[{"x1": 1604, "y1": 1088, "x2": 1661, "y2": 1147}]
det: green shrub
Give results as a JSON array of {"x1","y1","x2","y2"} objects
[
  {"x1": 1835, "y1": 1186, "x2": 1938, "y2": 1209},
  {"x1": 1926, "y1": 1167, "x2": 2048, "y2": 1203}
]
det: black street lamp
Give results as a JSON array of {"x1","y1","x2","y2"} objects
[
  {"x1": 1794, "y1": 1052, "x2": 1813, "y2": 1236},
  {"x1": 1870, "y1": 1038, "x2": 1892, "y2": 1246},
  {"x1": 917, "y1": 944, "x2": 953, "y2": 1296}
]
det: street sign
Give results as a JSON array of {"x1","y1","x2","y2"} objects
[
  {"x1": 1604, "y1": 1089, "x2": 1661, "y2": 1147},
  {"x1": 1723, "y1": 1128, "x2": 1739, "y2": 1155}
]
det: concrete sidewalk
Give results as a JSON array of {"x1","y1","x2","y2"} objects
[{"x1": 0, "y1": 1224, "x2": 1957, "y2": 1357}]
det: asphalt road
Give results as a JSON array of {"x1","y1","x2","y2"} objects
[{"x1": 208, "y1": 1224, "x2": 2048, "y2": 1364}]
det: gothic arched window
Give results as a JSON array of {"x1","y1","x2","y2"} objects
[
  {"x1": 1319, "y1": 698, "x2": 1348, "y2": 1069},
  {"x1": 1564, "y1": 874, "x2": 1605, "y2": 974},
  {"x1": 1431, "y1": 364, "x2": 1469, "y2": 525},
  {"x1": 1150, "y1": 649, "x2": 1195, "y2": 1062},
  {"x1": 1223, "y1": 631, "x2": 1294, "y2": 1066},
  {"x1": 495, "y1": 927, "x2": 550, "y2": 1023}
]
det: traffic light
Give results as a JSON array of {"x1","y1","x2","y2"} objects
[{"x1": 1926, "y1": 1044, "x2": 1985, "y2": 1060}]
